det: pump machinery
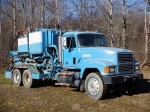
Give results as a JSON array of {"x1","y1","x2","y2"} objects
[{"x1": 5, "y1": 28, "x2": 143, "y2": 100}]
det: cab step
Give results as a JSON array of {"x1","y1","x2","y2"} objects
[
  {"x1": 55, "y1": 83, "x2": 71, "y2": 86},
  {"x1": 58, "y1": 72, "x2": 74, "y2": 76}
]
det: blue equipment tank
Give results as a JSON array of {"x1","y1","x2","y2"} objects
[{"x1": 18, "y1": 29, "x2": 59, "y2": 55}]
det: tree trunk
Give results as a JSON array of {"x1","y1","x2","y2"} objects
[
  {"x1": 141, "y1": 2, "x2": 149, "y2": 67},
  {"x1": 79, "y1": 0, "x2": 83, "y2": 30},
  {"x1": 41, "y1": 0, "x2": 45, "y2": 28},
  {"x1": 0, "y1": 0, "x2": 2, "y2": 67},
  {"x1": 0, "y1": 0, "x2": 1, "y2": 37},
  {"x1": 22, "y1": 0, "x2": 26, "y2": 28},
  {"x1": 30, "y1": 0, "x2": 34, "y2": 30},
  {"x1": 55, "y1": 0, "x2": 58, "y2": 28},
  {"x1": 13, "y1": 0, "x2": 16, "y2": 49},
  {"x1": 108, "y1": 0, "x2": 114, "y2": 47},
  {"x1": 122, "y1": 0, "x2": 126, "y2": 48}
]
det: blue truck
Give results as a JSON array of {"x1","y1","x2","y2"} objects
[{"x1": 5, "y1": 28, "x2": 143, "y2": 100}]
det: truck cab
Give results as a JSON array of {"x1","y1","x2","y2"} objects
[
  {"x1": 62, "y1": 31, "x2": 141, "y2": 77},
  {"x1": 61, "y1": 31, "x2": 143, "y2": 99}
]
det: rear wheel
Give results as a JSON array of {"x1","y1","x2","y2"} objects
[
  {"x1": 22, "y1": 70, "x2": 34, "y2": 88},
  {"x1": 85, "y1": 72, "x2": 107, "y2": 100},
  {"x1": 12, "y1": 69, "x2": 22, "y2": 86}
]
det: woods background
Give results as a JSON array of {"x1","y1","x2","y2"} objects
[{"x1": 0, "y1": 0, "x2": 149, "y2": 72}]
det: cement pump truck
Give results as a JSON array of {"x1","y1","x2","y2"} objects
[{"x1": 5, "y1": 28, "x2": 143, "y2": 100}]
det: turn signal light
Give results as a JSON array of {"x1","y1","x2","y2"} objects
[
  {"x1": 104, "y1": 67, "x2": 115, "y2": 73},
  {"x1": 104, "y1": 67, "x2": 109, "y2": 73}
]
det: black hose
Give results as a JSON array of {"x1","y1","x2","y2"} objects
[{"x1": 10, "y1": 32, "x2": 20, "y2": 51}]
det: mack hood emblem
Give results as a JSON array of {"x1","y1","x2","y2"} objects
[{"x1": 119, "y1": 61, "x2": 133, "y2": 65}]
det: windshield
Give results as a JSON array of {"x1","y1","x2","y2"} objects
[{"x1": 77, "y1": 34, "x2": 107, "y2": 47}]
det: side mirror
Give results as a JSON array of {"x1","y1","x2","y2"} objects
[{"x1": 63, "y1": 37, "x2": 67, "y2": 47}]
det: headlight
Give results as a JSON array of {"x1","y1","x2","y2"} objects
[
  {"x1": 109, "y1": 67, "x2": 115, "y2": 73},
  {"x1": 104, "y1": 67, "x2": 115, "y2": 73},
  {"x1": 135, "y1": 65, "x2": 140, "y2": 70}
]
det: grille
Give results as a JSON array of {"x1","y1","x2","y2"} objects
[{"x1": 118, "y1": 53, "x2": 134, "y2": 72}]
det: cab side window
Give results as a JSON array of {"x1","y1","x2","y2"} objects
[{"x1": 66, "y1": 37, "x2": 76, "y2": 48}]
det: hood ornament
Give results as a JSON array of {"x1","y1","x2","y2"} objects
[{"x1": 123, "y1": 47, "x2": 126, "y2": 51}]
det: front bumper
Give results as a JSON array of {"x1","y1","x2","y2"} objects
[{"x1": 102, "y1": 73, "x2": 143, "y2": 84}]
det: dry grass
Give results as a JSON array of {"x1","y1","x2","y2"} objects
[{"x1": 0, "y1": 66, "x2": 150, "y2": 112}]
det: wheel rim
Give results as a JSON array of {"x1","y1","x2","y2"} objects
[
  {"x1": 14, "y1": 73, "x2": 19, "y2": 83},
  {"x1": 25, "y1": 73, "x2": 30, "y2": 84},
  {"x1": 88, "y1": 78, "x2": 99, "y2": 95}
]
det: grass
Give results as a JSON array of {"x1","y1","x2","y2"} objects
[
  {"x1": 0, "y1": 66, "x2": 150, "y2": 112},
  {"x1": 141, "y1": 66, "x2": 150, "y2": 78},
  {"x1": 0, "y1": 74, "x2": 13, "y2": 85}
]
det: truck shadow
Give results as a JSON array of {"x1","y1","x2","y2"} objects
[
  {"x1": 136, "y1": 78, "x2": 150, "y2": 94},
  {"x1": 69, "y1": 79, "x2": 150, "y2": 100},
  {"x1": 105, "y1": 79, "x2": 150, "y2": 99},
  {"x1": 35, "y1": 78, "x2": 150, "y2": 99}
]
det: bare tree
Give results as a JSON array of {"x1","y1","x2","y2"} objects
[
  {"x1": 30, "y1": 0, "x2": 36, "y2": 29},
  {"x1": 0, "y1": 0, "x2": 148, "y2": 68},
  {"x1": 13, "y1": 0, "x2": 16, "y2": 39},
  {"x1": 141, "y1": 0, "x2": 150, "y2": 67},
  {"x1": 95, "y1": 0, "x2": 114, "y2": 47},
  {"x1": 0, "y1": 0, "x2": 2, "y2": 68},
  {"x1": 46, "y1": 0, "x2": 58, "y2": 28},
  {"x1": 108, "y1": 0, "x2": 114, "y2": 47},
  {"x1": 20, "y1": 0, "x2": 27, "y2": 28},
  {"x1": 122, "y1": 0, "x2": 126, "y2": 48},
  {"x1": 71, "y1": 0, "x2": 84, "y2": 29},
  {"x1": 40, "y1": 0, "x2": 45, "y2": 27},
  {"x1": 0, "y1": 0, "x2": 1, "y2": 37}
]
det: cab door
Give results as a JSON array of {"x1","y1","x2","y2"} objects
[{"x1": 63, "y1": 36, "x2": 78, "y2": 68}]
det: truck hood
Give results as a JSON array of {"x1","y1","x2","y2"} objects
[
  {"x1": 79, "y1": 47, "x2": 132, "y2": 64},
  {"x1": 80, "y1": 47, "x2": 132, "y2": 55}
]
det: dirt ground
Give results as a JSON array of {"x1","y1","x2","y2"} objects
[{"x1": 0, "y1": 66, "x2": 150, "y2": 112}]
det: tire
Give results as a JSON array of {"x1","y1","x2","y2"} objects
[
  {"x1": 12, "y1": 69, "x2": 23, "y2": 86},
  {"x1": 22, "y1": 70, "x2": 34, "y2": 88},
  {"x1": 123, "y1": 79, "x2": 137, "y2": 95},
  {"x1": 85, "y1": 72, "x2": 107, "y2": 100},
  {"x1": 78, "y1": 80, "x2": 85, "y2": 92}
]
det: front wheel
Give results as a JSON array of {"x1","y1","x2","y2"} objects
[
  {"x1": 22, "y1": 70, "x2": 35, "y2": 88},
  {"x1": 85, "y1": 72, "x2": 107, "y2": 100}
]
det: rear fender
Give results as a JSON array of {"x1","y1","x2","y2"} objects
[
  {"x1": 28, "y1": 65, "x2": 47, "y2": 79},
  {"x1": 28, "y1": 65, "x2": 39, "y2": 74}
]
